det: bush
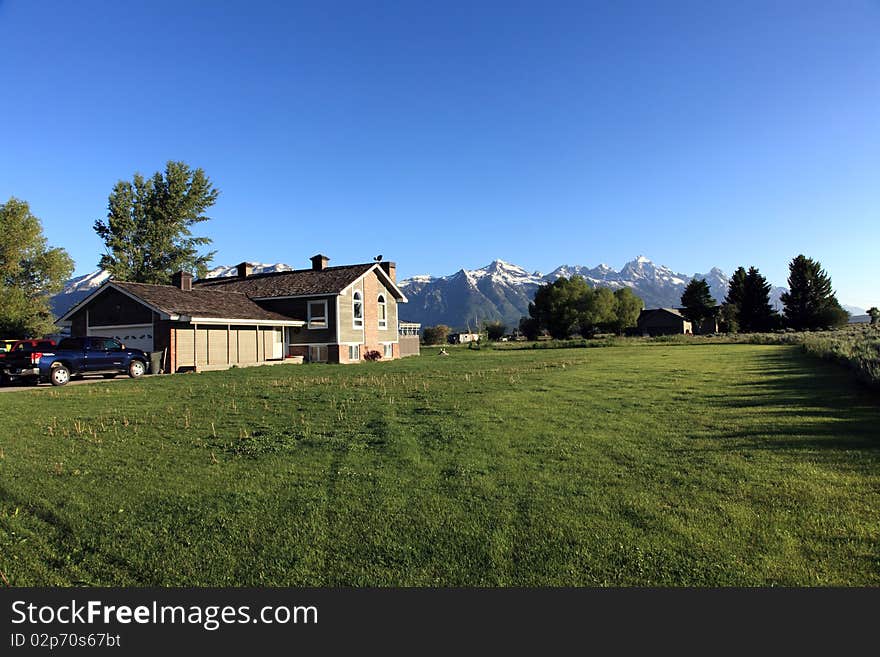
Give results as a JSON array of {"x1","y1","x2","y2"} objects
[
  {"x1": 799, "y1": 325, "x2": 880, "y2": 387},
  {"x1": 484, "y1": 321, "x2": 506, "y2": 341},
  {"x1": 422, "y1": 325, "x2": 451, "y2": 345},
  {"x1": 363, "y1": 350, "x2": 382, "y2": 361}
]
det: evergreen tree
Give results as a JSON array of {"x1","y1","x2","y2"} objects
[
  {"x1": 680, "y1": 278, "x2": 716, "y2": 329},
  {"x1": 723, "y1": 266, "x2": 747, "y2": 332},
  {"x1": 718, "y1": 302, "x2": 739, "y2": 333},
  {"x1": 739, "y1": 267, "x2": 777, "y2": 332},
  {"x1": 0, "y1": 198, "x2": 74, "y2": 337},
  {"x1": 780, "y1": 255, "x2": 848, "y2": 330},
  {"x1": 868, "y1": 307, "x2": 879, "y2": 325},
  {"x1": 94, "y1": 161, "x2": 218, "y2": 283}
]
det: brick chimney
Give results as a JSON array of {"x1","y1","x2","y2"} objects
[
  {"x1": 237, "y1": 262, "x2": 253, "y2": 278},
  {"x1": 310, "y1": 254, "x2": 330, "y2": 271},
  {"x1": 379, "y1": 261, "x2": 396, "y2": 282},
  {"x1": 172, "y1": 271, "x2": 193, "y2": 291}
]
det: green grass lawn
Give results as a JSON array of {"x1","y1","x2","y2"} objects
[{"x1": 1, "y1": 343, "x2": 878, "y2": 586}]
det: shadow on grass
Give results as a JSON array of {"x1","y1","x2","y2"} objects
[{"x1": 696, "y1": 349, "x2": 880, "y2": 457}]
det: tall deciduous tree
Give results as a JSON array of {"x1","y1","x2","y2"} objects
[
  {"x1": 0, "y1": 198, "x2": 74, "y2": 337},
  {"x1": 529, "y1": 276, "x2": 645, "y2": 339},
  {"x1": 94, "y1": 161, "x2": 218, "y2": 283},
  {"x1": 610, "y1": 287, "x2": 643, "y2": 334},
  {"x1": 518, "y1": 316, "x2": 540, "y2": 341},
  {"x1": 529, "y1": 276, "x2": 593, "y2": 339},
  {"x1": 580, "y1": 287, "x2": 617, "y2": 336},
  {"x1": 780, "y1": 255, "x2": 847, "y2": 330},
  {"x1": 680, "y1": 278, "x2": 716, "y2": 329}
]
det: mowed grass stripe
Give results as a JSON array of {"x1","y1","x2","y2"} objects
[{"x1": 0, "y1": 344, "x2": 877, "y2": 585}]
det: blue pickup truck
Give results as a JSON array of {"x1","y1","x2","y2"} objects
[{"x1": 4, "y1": 336, "x2": 149, "y2": 386}]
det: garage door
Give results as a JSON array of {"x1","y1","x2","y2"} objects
[{"x1": 88, "y1": 324, "x2": 154, "y2": 352}]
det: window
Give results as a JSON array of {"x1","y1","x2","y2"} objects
[
  {"x1": 377, "y1": 294, "x2": 387, "y2": 329},
  {"x1": 308, "y1": 300, "x2": 328, "y2": 329},
  {"x1": 348, "y1": 344, "x2": 360, "y2": 361},
  {"x1": 383, "y1": 343, "x2": 393, "y2": 358},
  {"x1": 309, "y1": 345, "x2": 327, "y2": 363},
  {"x1": 352, "y1": 291, "x2": 363, "y2": 328}
]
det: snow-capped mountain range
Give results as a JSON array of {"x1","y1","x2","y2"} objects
[
  {"x1": 51, "y1": 257, "x2": 860, "y2": 331},
  {"x1": 397, "y1": 257, "x2": 756, "y2": 329}
]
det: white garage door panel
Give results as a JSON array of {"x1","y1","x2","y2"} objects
[{"x1": 88, "y1": 324, "x2": 154, "y2": 352}]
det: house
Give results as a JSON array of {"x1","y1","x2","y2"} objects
[
  {"x1": 636, "y1": 308, "x2": 692, "y2": 336},
  {"x1": 636, "y1": 307, "x2": 720, "y2": 336},
  {"x1": 58, "y1": 254, "x2": 415, "y2": 371}
]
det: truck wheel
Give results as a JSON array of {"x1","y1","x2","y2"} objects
[
  {"x1": 50, "y1": 364, "x2": 70, "y2": 386},
  {"x1": 129, "y1": 360, "x2": 146, "y2": 379}
]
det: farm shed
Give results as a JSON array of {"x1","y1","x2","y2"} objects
[{"x1": 636, "y1": 308, "x2": 693, "y2": 336}]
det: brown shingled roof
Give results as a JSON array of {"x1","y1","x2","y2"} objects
[
  {"x1": 192, "y1": 263, "x2": 377, "y2": 297},
  {"x1": 112, "y1": 282, "x2": 299, "y2": 322}
]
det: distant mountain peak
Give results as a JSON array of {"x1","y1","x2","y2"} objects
[{"x1": 205, "y1": 262, "x2": 293, "y2": 279}]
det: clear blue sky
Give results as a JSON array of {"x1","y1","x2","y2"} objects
[{"x1": 1, "y1": 1, "x2": 877, "y2": 307}]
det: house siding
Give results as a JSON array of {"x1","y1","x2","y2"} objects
[
  {"x1": 70, "y1": 311, "x2": 87, "y2": 337},
  {"x1": 261, "y1": 295, "x2": 337, "y2": 345},
  {"x1": 338, "y1": 282, "x2": 365, "y2": 346},
  {"x1": 362, "y1": 270, "x2": 398, "y2": 359},
  {"x1": 172, "y1": 323, "x2": 283, "y2": 371},
  {"x1": 153, "y1": 316, "x2": 173, "y2": 372},
  {"x1": 78, "y1": 287, "x2": 154, "y2": 326},
  {"x1": 399, "y1": 334, "x2": 420, "y2": 357}
]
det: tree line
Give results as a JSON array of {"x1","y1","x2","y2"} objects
[
  {"x1": 680, "y1": 255, "x2": 850, "y2": 333},
  {"x1": 521, "y1": 277, "x2": 644, "y2": 339}
]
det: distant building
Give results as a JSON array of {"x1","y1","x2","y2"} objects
[
  {"x1": 637, "y1": 307, "x2": 719, "y2": 336},
  {"x1": 636, "y1": 308, "x2": 692, "y2": 336},
  {"x1": 449, "y1": 332, "x2": 480, "y2": 344}
]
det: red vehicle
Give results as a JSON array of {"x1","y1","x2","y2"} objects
[
  {"x1": 9, "y1": 339, "x2": 57, "y2": 352},
  {"x1": 0, "y1": 339, "x2": 57, "y2": 384}
]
